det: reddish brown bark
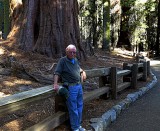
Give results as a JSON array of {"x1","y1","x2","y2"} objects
[{"x1": 9, "y1": 0, "x2": 85, "y2": 59}]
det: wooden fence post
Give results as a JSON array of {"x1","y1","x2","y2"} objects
[
  {"x1": 147, "y1": 61, "x2": 150, "y2": 76},
  {"x1": 111, "y1": 67, "x2": 117, "y2": 99},
  {"x1": 142, "y1": 62, "x2": 147, "y2": 81},
  {"x1": 131, "y1": 63, "x2": 138, "y2": 89}
]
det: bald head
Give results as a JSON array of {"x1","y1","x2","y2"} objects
[
  {"x1": 66, "y1": 44, "x2": 77, "y2": 52},
  {"x1": 66, "y1": 44, "x2": 77, "y2": 59}
]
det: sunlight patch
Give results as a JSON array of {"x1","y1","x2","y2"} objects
[
  {"x1": 14, "y1": 79, "x2": 32, "y2": 85},
  {"x1": 3, "y1": 120, "x2": 21, "y2": 131},
  {"x1": 0, "y1": 48, "x2": 5, "y2": 55}
]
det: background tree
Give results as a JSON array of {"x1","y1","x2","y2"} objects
[
  {"x1": 117, "y1": 0, "x2": 157, "y2": 55},
  {"x1": 3, "y1": 0, "x2": 10, "y2": 39},
  {"x1": 78, "y1": 0, "x2": 112, "y2": 54},
  {"x1": 0, "y1": 0, "x2": 4, "y2": 34},
  {"x1": 78, "y1": 0, "x2": 104, "y2": 55},
  {"x1": 110, "y1": 0, "x2": 121, "y2": 50},
  {"x1": 145, "y1": 0, "x2": 157, "y2": 55},
  {"x1": 117, "y1": 0, "x2": 135, "y2": 50},
  {"x1": 102, "y1": 0, "x2": 111, "y2": 50},
  {"x1": 155, "y1": 0, "x2": 160, "y2": 56}
]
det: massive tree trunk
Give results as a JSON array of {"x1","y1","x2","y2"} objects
[{"x1": 8, "y1": 0, "x2": 85, "y2": 59}]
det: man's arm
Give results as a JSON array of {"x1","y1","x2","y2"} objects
[{"x1": 53, "y1": 74, "x2": 60, "y2": 91}]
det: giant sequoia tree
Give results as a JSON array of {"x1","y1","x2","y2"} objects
[{"x1": 8, "y1": 0, "x2": 85, "y2": 59}]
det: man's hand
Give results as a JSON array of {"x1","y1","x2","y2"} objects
[
  {"x1": 53, "y1": 84, "x2": 59, "y2": 91},
  {"x1": 80, "y1": 70, "x2": 87, "y2": 82}
]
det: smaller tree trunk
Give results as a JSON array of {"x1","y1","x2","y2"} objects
[
  {"x1": 3, "y1": 0, "x2": 10, "y2": 39},
  {"x1": 102, "y1": 0, "x2": 111, "y2": 51},
  {"x1": 155, "y1": 0, "x2": 160, "y2": 56}
]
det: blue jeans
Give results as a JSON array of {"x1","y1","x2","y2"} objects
[{"x1": 66, "y1": 84, "x2": 83, "y2": 130}]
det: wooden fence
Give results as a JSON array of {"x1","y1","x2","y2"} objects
[{"x1": 0, "y1": 61, "x2": 150, "y2": 130}]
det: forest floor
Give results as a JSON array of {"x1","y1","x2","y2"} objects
[{"x1": 0, "y1": 39, "x2": 152, "y2": 131}]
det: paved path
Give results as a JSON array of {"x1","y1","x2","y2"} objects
[{"x1": 106, "y1": 60, "x2": 160, "y2": 131}]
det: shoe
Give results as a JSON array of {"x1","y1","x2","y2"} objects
[{"x1": 79, "y1": 126, "x2": 86, "y2": 131}]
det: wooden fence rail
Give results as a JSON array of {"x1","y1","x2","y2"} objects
[{"x1": 0, "y1": 61, "x2": 150, "y2": 130}]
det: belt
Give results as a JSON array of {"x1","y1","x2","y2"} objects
[
  {"x1": 69, "y1": 82, "x2": 81, "y2": 86},
  {"x1": 63, "y1": 82, "x2": 81, "y2": 87}
]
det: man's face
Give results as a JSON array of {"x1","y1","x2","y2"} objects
[{"x1": 66, "y1": 48, "x2": 76, "y2": 59}]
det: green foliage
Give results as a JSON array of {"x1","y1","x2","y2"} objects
[
  {"x1": 78, "y1": 0, "x2": 104, "y2": 50},
  {"x1": 120, "y1": 0, "x2": 157, "y2": 52},
  {"x1": 78, "y1": 0, "x2": 158, "y2": 53},
  {"x1": 121, "y1": 0, "x2": 135, "y2": 7}
]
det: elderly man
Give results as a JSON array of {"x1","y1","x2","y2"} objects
[{"x1": 53, "y1": 44, "x2": 86, "y2": 131}]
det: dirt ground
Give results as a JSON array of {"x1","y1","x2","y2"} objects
[{"x1": 0, "y1": 39, "x2": 152, "y2": 131}]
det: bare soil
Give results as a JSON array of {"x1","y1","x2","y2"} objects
[{"x1": 0, "y1": 39, "x2": 152, "y2": 131}]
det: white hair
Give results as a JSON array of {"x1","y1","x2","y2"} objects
[{"x1": 66, "y1": 44, "x2": 77, "y2": 51}]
